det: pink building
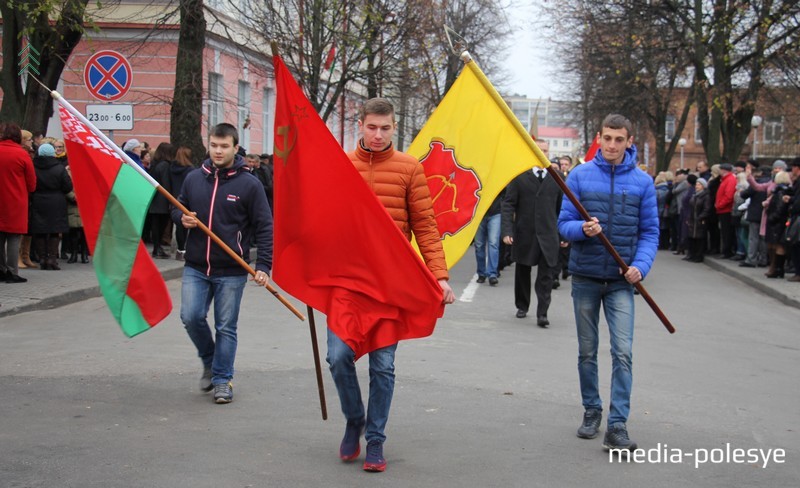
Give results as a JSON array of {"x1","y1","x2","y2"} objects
[{"x1": 2, "y1": 3, "x2": 362, "y2": 156}]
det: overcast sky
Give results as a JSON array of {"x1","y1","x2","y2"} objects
[{"x1": 503, "y1": 2, "x2": 562, "y2": 99}]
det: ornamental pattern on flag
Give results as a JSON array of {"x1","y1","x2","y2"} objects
[{"x1": 60, "y1": 106, "x2": 171, "y2": 337}]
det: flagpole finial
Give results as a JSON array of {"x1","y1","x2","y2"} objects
[{"x1": 460, "y1": 51, "x2": 472, "y2": 64}]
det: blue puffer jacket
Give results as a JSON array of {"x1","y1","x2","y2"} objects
[
  {"x1": 171, "y1": 155, "x2": 273, "y2": 276},
  {"x1": 557, "y1": 145, "x2": 659, "y2": 280}
]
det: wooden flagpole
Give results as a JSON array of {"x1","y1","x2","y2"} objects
[
  {"x1": 458, "y1": 51, "x2": 675, "y2": 334},
  {"x1": 307, "y1": 307, "x2": 328, "y2": 420},
  {"x1": 49, "y1": 88, "x2": 305, "y2": 322}
]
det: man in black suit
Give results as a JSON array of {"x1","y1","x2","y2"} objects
[{"x1": 501, "y1": 144, "x2": 563, "y2": 327}]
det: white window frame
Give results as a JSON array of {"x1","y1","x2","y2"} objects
[
  {"x1": 208, "y1": 72, "x2": 224, "y2": 129},
  {"x1": 763, "y1": 116, "x2": 783, "y2": 143},
  {"x1": 238, "y1": 80, "x2": 251, "y2": 150},
  {"x1": 262, "y1": 87, "x2": 274, "y2": 154},
  {"x1": 665, "y1": 115, "x2": 676, "y2": 141}
]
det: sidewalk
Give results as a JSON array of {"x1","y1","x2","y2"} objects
[
  {"x1": 664, "y1": 250, "x2": 800, "y2": 309},
  {"x1": 2, "y1": 249, "x2": 800, "y2": 318},
  {"x1": 0, "y1": 255, "x2": 185, "y2": 318}
]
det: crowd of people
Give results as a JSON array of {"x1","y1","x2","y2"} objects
[
  {"x1": 653, "y1": 158, "x2": 800, "y2": 281},
  {"x1": 0, "y1": 122, "x2": 275, "y2": 285}
]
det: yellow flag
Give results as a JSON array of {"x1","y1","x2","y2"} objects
[{"x1": 408, "y1": 55, "x2": 551, "y2": 269}]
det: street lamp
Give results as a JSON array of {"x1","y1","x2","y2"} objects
[
  {"x1": 751, "y1": 115, "x2": 763, "y2": 160},
  {"x1": 678, "y1": 137, "x2": 687, "y2": 170}
]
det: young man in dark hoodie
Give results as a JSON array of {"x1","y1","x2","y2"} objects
[{"x1": 172, "y1": 123, "x2": 273, "y2": 404}]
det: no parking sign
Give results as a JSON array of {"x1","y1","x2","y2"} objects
[{"x1": 84, "y1": 50, "x2": 133, "y2": 101}]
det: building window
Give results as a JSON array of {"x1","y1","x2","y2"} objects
[
  {"x1": 694, "y1": 115, "x2": 702, "y2": 143},
  {"x1": 262, "y1": 87, "x2": 274, "y2": 154},
  {"x1": 238, "y1": 80, "x2": 251, "y2": 150},
  {"x1": 763, "y1": 117, "x2": 783, "y2": 143},
  {"x1": 665, "y1": 115, "x2": 676, "y2": 141},
  {"x1": 208, "y1": 72, "x2": 223, "y2": 129}
]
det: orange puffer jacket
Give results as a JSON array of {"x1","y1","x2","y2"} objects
[{"x1": 348, "y1": 143, "x2": 449, "y2": 281}]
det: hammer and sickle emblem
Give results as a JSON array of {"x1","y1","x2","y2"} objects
[{"x1": 275, "y1": 125, "x2": 297, "y2": 164}]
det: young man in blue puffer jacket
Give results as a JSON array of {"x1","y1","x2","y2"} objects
[{"x1": 558, "y1": 113, "x2": 659, "y2": 452}]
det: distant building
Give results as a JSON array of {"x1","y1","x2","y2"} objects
[
  {"x1": 641, "y1": 87, "x2": 799, "y2": 173},
  {"x1": 537, "y1": 127, "x2": 581, "y2": 158},
  {"x1": 504, "y1": 95, "x2": 583, "y2": 157}
]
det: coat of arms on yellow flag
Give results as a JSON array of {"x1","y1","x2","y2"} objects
[{"x1": 408, "y1": 54, "x2": 551, "y2": 269}]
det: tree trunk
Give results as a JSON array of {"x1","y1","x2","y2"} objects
[
  {"x1": 0, "y1": 1, "x2": 86, "y2": 133},
  {"x1": 170, "y1": 0, "x2": 207, "y2": 166},
  {"x1": 0, "y1": 5, "x2": 25, "y2": 124}
]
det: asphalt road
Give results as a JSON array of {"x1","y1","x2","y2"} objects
[{"x1": 1, "y1": 250, "x2": 798, "y2": 488}]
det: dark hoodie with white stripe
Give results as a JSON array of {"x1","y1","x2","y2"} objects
[{"x1": 171, "y1": 155, "x2": 273, "y2": 276}]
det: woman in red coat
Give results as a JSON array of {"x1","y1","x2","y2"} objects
[{"x1": 0, "y1": 123, "x2": 37, "y2": 283}]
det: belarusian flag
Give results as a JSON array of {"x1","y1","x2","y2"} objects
[
  {"x1": 407, "y1": 56, "x2": 551, "y2": 269},
  {"x1": 58, "y1": 105, "x2": 172, "y2": 337}
]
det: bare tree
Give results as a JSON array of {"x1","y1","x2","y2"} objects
[
  {"x1": 0, "y1": 0, "x2": 90, "y2": 134},
  {"x1": 661, "y1": 0, "x2": 800, "y2": 164},
  {"x1": 547, "y1": 0, "x2": 695, "y2": 172}
]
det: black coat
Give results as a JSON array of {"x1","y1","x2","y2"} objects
[
  {"x1": 687, "y1": 189, "x2": 712, "y2": 239},
  {"x1": 740, "y1": 176, "x2": 770, "y2": 223},
  {"x1": 148, "y1": 159, "x2": 173, "y2": 214},
  {"x1": 501, "y1": 170, "x2": 563, "y2": 267},
  {"x1": 29, "y1": 155, "x2": 72, "y2": 234},
  {"x1": 169, "y1": 162, "x2": 194, "y2": 202},
  {"x1": 765, "y1": 184, "x2": 791, "y2": 244}
]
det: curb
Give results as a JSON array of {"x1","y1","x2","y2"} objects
[
  {"x1": 0, "y1": 266, "x2": 185, "y2": 319},
  {"x1": 704, "y1": 258, "x2": 800, "y2": 310}
]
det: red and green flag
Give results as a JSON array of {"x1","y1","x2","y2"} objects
[{"x1": 58, "y1": 105, "x2": 172, "y2": 337}]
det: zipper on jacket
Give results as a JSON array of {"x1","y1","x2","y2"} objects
[
  {"x1": 607, "y1": 164, "x2": 616, "y2": 273},
  {"x1": 621, "y1": 189, "x2": 627, "y2": 215},
  {"x1": 368, "y1": 151, "x2": 375, "y2": 190},
  {"x1": 206, "y1": 171, "x2": 220, "y2": 276}
]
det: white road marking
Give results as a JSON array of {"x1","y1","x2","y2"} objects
[{"x1": 459, "y1": 274, "x2": 481, "y2": 302}]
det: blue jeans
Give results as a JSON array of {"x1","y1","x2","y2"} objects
[
  {"x1": 571, "y1": 275, "x2": 635, "y2": 426},
  {"x1": 327, "y1": 329, "x2": 397, "y2": 444},
  {"x1": 735, "y1": 221, "x2": 748, "y2": 256},
  {"x1": 180, "y1": 266, "x2": 247, "y2": 385},
  {"x1": 474, "y1": 213, "x2": 501, "y2": 278}
]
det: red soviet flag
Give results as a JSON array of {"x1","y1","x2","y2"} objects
[
  {"x1": 271, "y1": 54, "x2": 444, "y2": 359},
  {"x1": 584, "y1": 134, "x2": 601, "y2": 161}
]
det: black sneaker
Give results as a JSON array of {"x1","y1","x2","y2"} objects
[
  {"x1": 363, "y1": 440, "x2": 386, "y2": 472},
  {"x1": 476, "y1": 275, "x2": 486, "y2": 283},
  {"x1": 214, "y1": 382, "x2": 233, "y2": 404},
  {"x1": 603, "y1": 423, "x2": 637, "y2": 451},
  {"x1": 577, "y1": 409, "x2": 602, "y2": 439},
  {"x1": 200, "y1": 367, "x2": 213, "y2": 392},
  {"x1": 489, "y1": 277, "x2": 498, "y2": 286}
]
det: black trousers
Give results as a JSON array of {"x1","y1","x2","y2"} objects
[
  {"x1": 515, "y1": 260, "x2": 557, "y2": 318},
  {"x1": 150, "y1": 214, "x2": 170, "y2": 254},
  {"x1": 718, "y1": 213, "x2": 735, "y2": 257}
]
